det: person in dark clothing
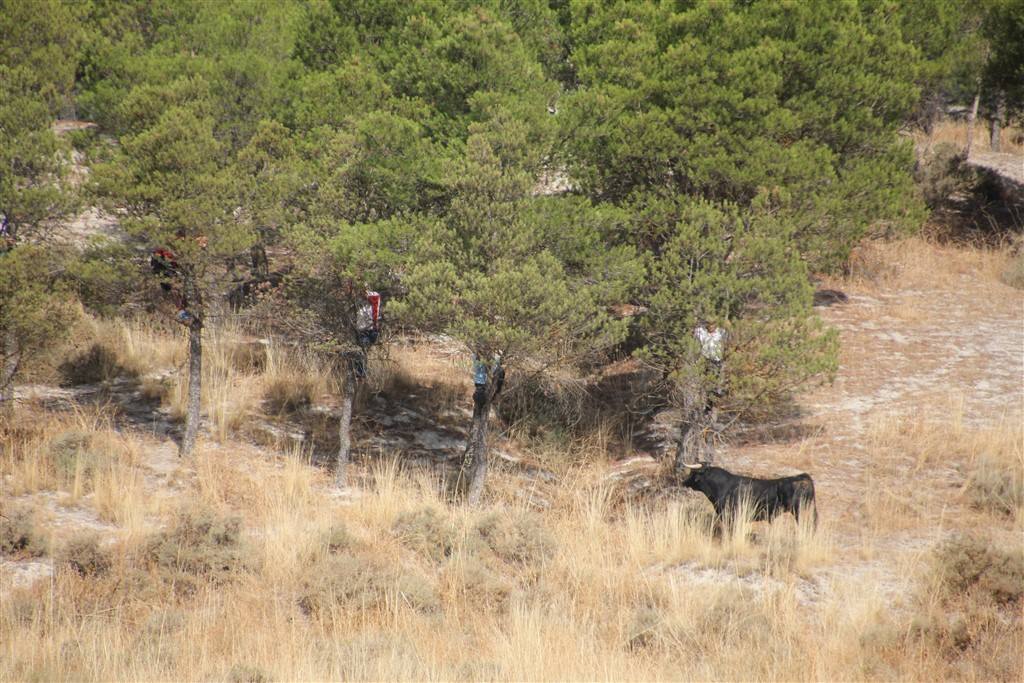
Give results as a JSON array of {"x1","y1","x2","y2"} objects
[
  {"x1": 472, "y1": 353, "x2": 504, "y2": 412},
  {"x1": 1, "y1": 215, "x2": 14, "y2": 253},
  {"x1": 150, "y1": 248, "x2": 193, "y2": 325}
]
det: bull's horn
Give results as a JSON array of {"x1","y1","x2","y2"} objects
[{"x1": 682, "y1": 462, "x2": 703, "y2": 469}]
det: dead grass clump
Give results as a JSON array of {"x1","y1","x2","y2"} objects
[
  {"x1": 844, "y1": 236, "x2": 1013, "y2": 291},
  {"x1": 967, "y1": 449, "x2": 1024, "y2": 517},
  {"x1": 143, "y1": 506, "x2": 252, "y2": 590},
  {"x1": 999, "y1": 251, "x2": 1024, "y2": 289},
  {"x1": 442, "y1": 554, "x2": 514, "y2": 609},
  {"x1": 298, "y1": 552, "x2": 440, "y2": 618},
  {"x1": 932, "y1": 534, "x2": 1024, "y2": 606},
  {"x1": 227, "y1": 664, "x2": 271, "y2": 683},
  {"x1": 391, "y1": 506, "x2": 458, "y2": 562},
  {"x1": 58, "y1": 342, "x2": 137, "y2": 385},
  {"x1": 0, "y1": 505, "x2": 47, "y2": 557},
  {"x1": 915, "y1": 142, "x2": 973, "y2": 210},
  {"x1": 261, "y1": 343, "x2": 326, "y2": 415},
  {"x1": 471, "y1": 510, "x2": 555, "y2": 565},
  {"x1": 498, "y1": 370, "x2": 591, "y2": 436},
  {"x1": 374, "y1": 343, "x2": 466, "y2": 412},
  {"x1": 263, "y1": 376, "x2": 317, "y2": 414},
  {"x1": 57, "y1": 536, "x2": 112, "y2": 577}
]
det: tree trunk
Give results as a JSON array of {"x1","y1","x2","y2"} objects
[
  {"x1": 990, "y1": 92, "x2": 1005, "y2": 153},
  {"x1": 0, "y1": 331, "x2": 21, "y2": 420},
  {"x1": 459, "y1": 396, "x2": 491, "y2": 504},
  {"x1": 335, "y1": 358, "x2": 357, "y2": 487},
  {"x1": 180, "y1": 318, "x2": 203, "y2": 457},
  {"x1": 965, "y1": 91, "x2": 981, "y2": 157},
  {"x1": 673, "y1": 383, "x2": 714, "y2": 474}
]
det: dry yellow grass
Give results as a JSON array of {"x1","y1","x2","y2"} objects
[
  {"x1": 3, "y1": 241, "x2": 1022, "y2": 681},
  {"x1": 2, "y1": 447, "x2": 1018, "y2": 682},
  {"x1": 845, "y1": 236, "x2": 1014, "y2": 292},
  {"x1": 916, "y1": 119, "x2": 1024, "y2": 156}
]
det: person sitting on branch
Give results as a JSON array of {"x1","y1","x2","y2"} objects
[
  {"x1": 694, "y1": 318, "x2": 727, "y2": 418},
  {"x1": 149, "y1": 247, "x2": 195, "y2": 326},
  {"x1": 351, "y1": 289, "x2": 381, "y2": 379}
]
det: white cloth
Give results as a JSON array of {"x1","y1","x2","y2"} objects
[
  {"x1": 695, "y1": 326, "x2": 726, "y2": 362},
  {"x1": 356, "y1": 303, "x2": 374, "y2": 331}
]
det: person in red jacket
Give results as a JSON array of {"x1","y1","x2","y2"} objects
[{"x1": 351, "y1": 290, "x2": 381, "y2": 379}]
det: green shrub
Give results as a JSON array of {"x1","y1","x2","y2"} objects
[
  {"x1": 967, "y1": 451, "x2": 1024, "y2": 516},
  {"x1": 143, "y1": 506, "x2": 251, "y2": 590}
]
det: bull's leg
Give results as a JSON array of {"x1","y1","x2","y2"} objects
[{"x1": 710, "y1": 507, "x2": 725, "y2": 540}]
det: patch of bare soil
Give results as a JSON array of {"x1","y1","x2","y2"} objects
[{"x1": 723, "y1": 243, "x2": 1022, "y2": 543}]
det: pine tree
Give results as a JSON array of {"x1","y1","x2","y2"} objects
[
  {"x1": 631, "y1": 195, "x2": 838, "y2": 468},
  {"x1": 563, "y1": 0, "x2": 925, "y2": 271},
  {"x1": 383, "y1": 131, "x2": 641, "y2": 501},
  {"x1": 0, "y1": 0, "x2": 80, "y2": 417},
  {"x1": 93, "y1": 94, "x2": 253, "y2": 456}
]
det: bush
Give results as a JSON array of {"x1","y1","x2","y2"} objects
[
  {"x1": 392, "y1": 506, "x2": 458, "y2": 562},
  {"x1": 58, "y1": 343, "x2": 135, "y2": 386},
  {"x1": 471, "y1": 511, "x2": 555, "y2": 565},
  {"x1": 227, "y1": 664, "x2": 271, "y2": 683},
  {"x1": 0, "y1": 505, "x2": 47, "y2": 557},
  {"x1": 57, "y1": 536, "x2": 112, "y2": 576},
  {"x1": 967, "y1": 451, "x2": 1024, "y2": 516},
  {"x1": 143, "y1": 506, "x2": 251, "y2": 589},
  {"x1": 999, "y1": 252, "x2": 1024, "y2": 290},
  {"x1": 934, "y1": 534, "x2": 1024, "y2": 605},
  {"x1": 298, "y1": 553, "x2": 439, "y2": 617},
  {"x1": 915, "y1": 143, "x2": 973, "y2": 210},
  {"x1": 444, "y1": 556, "x2": 513, "y2": 610},
  {"x1": 321, "y1": 524, "x2": 352, "y2": 554},
  {"x1": 48, "y1": 430, "x2": 98, "y2": 484}
]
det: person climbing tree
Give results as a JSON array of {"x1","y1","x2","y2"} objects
[
  {"x1": 149, "y1": 247, "x2": 194, "y2": 325},
  {"x1": 694, "y1": 319, "x2": 727, "y2": 422},
  {"x1": 471, "y1": 353, "x2": 504, "y2": 413},
  {"x1": 335, "y1": 287, "x2": 382, "y2": 486},
  {"x1": 353, "y1": 289, "x2": 381, "y2": 378}
]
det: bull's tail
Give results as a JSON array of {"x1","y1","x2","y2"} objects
[{"x1": 794, "y1": 476, "x2": 818, "y2": 531}]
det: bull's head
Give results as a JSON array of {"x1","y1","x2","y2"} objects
[{"x1": 679, "y1": 461, "x2": 709, "y2": 487}]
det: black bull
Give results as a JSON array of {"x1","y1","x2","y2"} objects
[{"x1": 680, "y1": 464, "x2": 818, "y2": 531}]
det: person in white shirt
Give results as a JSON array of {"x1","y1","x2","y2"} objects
[
  {"x1": 351, "y1": 290, "x2": 381, "y2": 379},
  {"x1": 694, "y1": 319, "x2": 726, "y2": 417}
]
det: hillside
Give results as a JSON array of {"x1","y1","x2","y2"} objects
[{"x1": 2, "y1": 237, "x2": 1021, "y2": 681}]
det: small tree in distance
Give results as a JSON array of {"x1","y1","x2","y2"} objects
[
  {"x1": 279, "y1": 219, "x2": 405, "y2": 487},
  {"x1": 633, "y1": 195, "x2": 838, "y2": 470},
  {"x1": 383, "y1": 132, "x2": 642, "y2": 503},
  {"x1": 94, "y1": 98, "x2": 254, "y2": 456}
]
